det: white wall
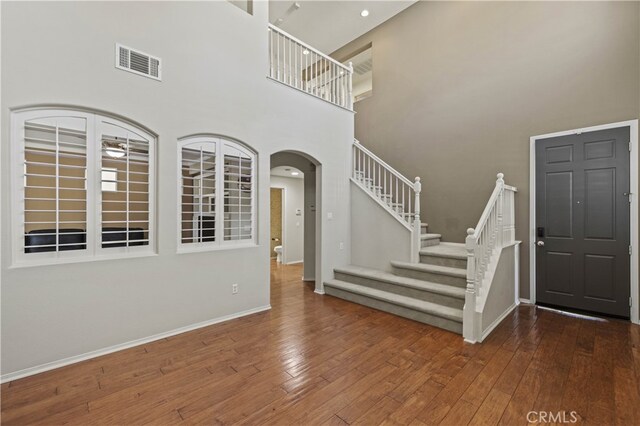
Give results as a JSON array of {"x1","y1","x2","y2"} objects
[
  {"x1": 481, "y1": 243, "x2": 520, "y2": 336},
  {"x1": 270, "y1": 176, "x2": 304, "y2": 264},
  {"x1": 0, "y1": 1, "x2": 353, "y2": 379},
  {"x1": 351, "y1": 181, "x2": 412, "y2": 272}
]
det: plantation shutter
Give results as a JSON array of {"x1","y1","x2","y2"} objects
[
  {"x1": 23, "y1": 116, "x2": 88, "y2": 253},
  {"x1": 223, "y1": 143, "x2": 254, "y2": 242},
  {"x1": 100, "y1": 122, "x2": 151, "y2": 249},
  {"x1": 180, "y1": 142, "x2": 217, "y2": 244}
]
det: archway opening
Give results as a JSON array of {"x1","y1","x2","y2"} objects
[{"x1": 270, "y1": 151, "x2": 321, "y2": 291}]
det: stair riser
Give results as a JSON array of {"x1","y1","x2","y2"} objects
[
  {"x1": 419, "y1": 254, "x2": 467, "y2": 269},
  {"x1": 334, "y1": 272, "x2": 464, "y2": 309},
  {"x1": 392, "y1": 266, "x2": 466, "y2": 288},
  {"x1": 325, "y1": 286, "x2": 462, "y2": 334},
  {"x1": 421, "y1": 238, "x2": 441, "y2": 248}
]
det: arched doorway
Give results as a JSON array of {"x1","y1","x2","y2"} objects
[{"x1": 270, "y1": 151, "x2": 321, "y2": 291}]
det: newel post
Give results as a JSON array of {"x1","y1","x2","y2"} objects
[
  {"x1": 463, "y1": 227, "x2": 478, "y2": 342},
  {"x1": 411, "y1": 177, "x2": 422, "y2": 263},
  {"x1": 496, "y1": 173, "x2": 505, "y2": 247}
]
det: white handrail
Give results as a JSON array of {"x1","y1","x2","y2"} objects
[
  {"x1": 471, "y1": 185, "x2": 501, "y2": 241},
  {"x1": 464, "y1": 173, "x2": 517, "y2": 342},
  {"x1": 268, "y1": 24, "x2": 353, "y2": 110},
  {"x1": 354, "y1": 140, "x2": 414, "y2": 187},
  {"x1": 352, "y1": 139, "x2": 422, "y2": 262}
]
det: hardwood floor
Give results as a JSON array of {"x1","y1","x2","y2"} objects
[{"x1": 2, "y1": 261, "x2": 639, "y2": 425}]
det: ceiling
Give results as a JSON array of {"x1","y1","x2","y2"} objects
[
  {"x1": 269, "y1": 0, "x2": 416, "y2": 54},
  {"x1": 271, "y1": 166, "x2": 304, "y2": 179}
]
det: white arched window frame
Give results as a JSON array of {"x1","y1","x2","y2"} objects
[
  {"x1": 11, "y1": 107, "x2": 156, "y2": 266},
  {"x1": 177, "y1": 135, "x2": 257, "y2": 252}
]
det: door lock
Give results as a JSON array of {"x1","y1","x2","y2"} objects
[{"x1": 537, "y1": 241, "x2": 545, "y2": 247}]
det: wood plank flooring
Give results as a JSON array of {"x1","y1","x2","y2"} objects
[{"x1": 2, "y1": 261, "x2": 639, "y2": 425}]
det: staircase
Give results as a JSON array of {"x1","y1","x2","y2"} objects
[
  {"x1": 325, "y1": 139, "x2": 518, "y2": 340},
  {"x1": 325, "y1": 228, "x2": 467, "y2": 333}
]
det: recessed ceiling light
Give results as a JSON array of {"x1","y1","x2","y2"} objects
[
  {"x1": 360, "y1": 9, "x2": 369, "y2": 17},
  {"x1": 291, "y1": 172, "x2": 299, "y2": 176}
]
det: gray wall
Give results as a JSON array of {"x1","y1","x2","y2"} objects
[
  {"x1": 333, "y1": 1, "x2": 640, "y2": 298},
  {"x1": 1, "y1": 1, "x2": 353, "y2": 377}
]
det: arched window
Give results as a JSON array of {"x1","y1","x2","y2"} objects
[
  {"x1": 11, "y1": 107, "x2": 156, "y2": 265},
  {"x1": 178, "y1": 136, "x2": 256, "y2": 250}
]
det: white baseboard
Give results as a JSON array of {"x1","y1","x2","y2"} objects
[
  {"x1": 285, "y1": 260, "x2": 303, "y2": 265},
  {"x1": 519, "y1": 298, "x2": 532, "y2": 304},
  {"x1": 1, "y1": 304, "x2": 272, "y2": 384},
  {"x1": 314, "y1": 289, "x2": 325, "y2": 295},
  {"x1": 481, "y1": 303, "x2": 517, "y2": 341}
]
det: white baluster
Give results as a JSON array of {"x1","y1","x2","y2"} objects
[
  {"x1": 348, "y1": 61, "x2": 353, "y2": 109},
  {"x1": 304, "y1": 44, "x2": 309, "y2": 92},
  {"x1": 276, "y1": 33, "x2": 281, "y2": 81},
  {"x1": 383, "y1": 169, "x2": 387, "y2": 202},
  {"x1": 373, "y1": 158, "x2": 377, "y2": 193},
  {"x1": 352, "y1": 144, "x2": 356, "y2": 179},
  {"x1": 496, "y1": 173, "x2": 504, "y2": 247},
  {"x1": 395, "y1": 178, "x2": 398, "y2": 211},
  {"x1": 268, "y1": 28, "x2": 273, "y2": 78}
]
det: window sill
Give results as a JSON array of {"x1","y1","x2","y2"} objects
[
  {"x1": 9, "y1": 251, "x2": 158, "y2": 269},
  {"x1": 176, "y1": 242, "x2": 259, "y2": 255}
]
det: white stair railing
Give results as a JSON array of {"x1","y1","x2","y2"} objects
[
  {"x1": 352, "y1": 139, "x2": 422, "y2": 262},
  {"x1": 268, "y1": 24, "x2": 353, "y2": 111},
  {"x1": 463, "y1": 173, "x2": 517, "y2": 342}
]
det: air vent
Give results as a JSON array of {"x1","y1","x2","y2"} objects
[{"x1": 115, "y1": 44, "x2": 161, "y2": 81}]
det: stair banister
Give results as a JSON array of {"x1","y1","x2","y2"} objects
[
  {"x1": 352, "y1": 139, "x2": 422, "y2": 263},
  {"x1": 463, "y1": 172, "x2": 517, "y2": 343},
  {"x1": 353, "y1": 140, "x2": 414, "y2": 187}
]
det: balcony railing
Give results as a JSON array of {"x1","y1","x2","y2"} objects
[{"x1": 268, "y1": 24, "x2": 353, "y2": 111}]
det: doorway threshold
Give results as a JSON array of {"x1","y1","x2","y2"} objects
[{"x1": 536, "y1": 305, "x2": 609, "y2": 322}]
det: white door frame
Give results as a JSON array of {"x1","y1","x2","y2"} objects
[{"x1": 529, "y1": 119, "x2": 639, "y2": 324}]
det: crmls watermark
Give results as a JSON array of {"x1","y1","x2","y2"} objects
[{"x1": 526, "y1": 411, "x2": 579, "y2": 424}]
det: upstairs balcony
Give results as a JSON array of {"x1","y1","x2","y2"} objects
[{"x1": 268, "y1": 24, "x2": 354, "y2": 111}]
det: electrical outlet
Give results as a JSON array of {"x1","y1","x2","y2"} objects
[
  {"x1": 232, "y1": 284, "x2": 239, "y2": 294},
  {"x1": 339, "y1": 242, "x2": 344, "y2": 250}
]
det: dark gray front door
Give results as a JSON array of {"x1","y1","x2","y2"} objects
[{"x1": 535, "y1": 126, "x2": 631, "y2": 318}]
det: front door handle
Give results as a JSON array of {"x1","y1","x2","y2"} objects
[{"x1": 537, "y1": 241, "x2": 545, "y2": 247}]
